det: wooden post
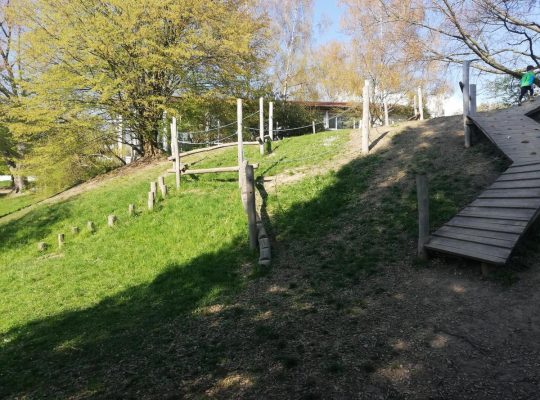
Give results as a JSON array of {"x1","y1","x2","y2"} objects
[
  {"x1": 470, "y1": 84, "x2": 477, "y2": 116},
  {"x1": 418, "y1": 87, "x2": 424, "y2": 121},
  {"x1": 269, "y1": 101, "x2": 274, "y2": 141},
  {"x1": 87, "y1": 221, "x2": 95, "y2": 233},
  {"x1": 58, "y1": 233, "x2": 65, "y2": 247},
  {"x1": 108, "y1": 215, "x2": 117, "y2": 227},
  {"x1": 463, "y1": 60, "x2": 472, "y2": 148},
  {"x1": 38, "y1": 242, "x2": 47, "y2": 251},
  {"x1": 217, "y1": 120, "x2": 221, "y2": 144},
  {"x1": 148, "y1": 191, "x2": 155, "y2": 210},
  {"x1": 71, "y1": 226, "x2": 79, "y2": 235},
  {"x1": 312, "y1": 120, "x2": 316, "y2": 134},
  {"x1": 362, "y1": 79, "x2": 370, "y2": 154},
  {"x1": 158, "y1": 176, "x2": 167, "y2": 198},
  {"x1": 324, "y1": 110, "x2": 329, "y2": 129},
  {"x1": 237, "y1": 98, "x2": 244, "y2": 186},
  {"x1": 150, "y1": 181, "x2": 157, "y2": 198},
  {"x1": 384, "y1": 101, "x2": 389, "y2": 126},
  {"x1": 171, "y1": 117, "x2": 181, "y2": 189},
  {"x1": 413, "y1": 95, "x2": 418, "y2": 117},
  {"x1": 259, "y1": 97, "x2": 265, "y2": 155},
  {"x1": 128, "y1": 204, "x2": 135, "y2": 216},
  {"x1": 245, "y1": 164, "x2": 257, "y2": 250},
  {"x1": 416, "y1": 174, "x2": 429, "y2": 260}
]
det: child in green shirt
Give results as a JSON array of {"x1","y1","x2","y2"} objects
[{"x1": 519, "y1": 65, "x2": 536, "y2": 105}]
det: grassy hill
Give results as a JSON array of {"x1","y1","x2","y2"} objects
[{"x1": 3, "y1": 119, "x2": 539, "y2": 399}]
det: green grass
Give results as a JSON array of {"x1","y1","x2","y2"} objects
[
  {"x1": 0, "y1": 180, "x2": 11, "y2": 188},
  {"x1": 0, "y1": 191, "x2": 46, "y2": 218},
  {"x1": 0, "y1": 123, "x2": 508, "y2": 398}
]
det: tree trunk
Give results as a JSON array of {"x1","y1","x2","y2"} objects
[{"x1": 7, "y1": 161, "x2": 26, "y2": 193}]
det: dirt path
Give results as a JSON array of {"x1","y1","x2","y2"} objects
[{"x1": 176, "y1": 117, "x2": 540, "y2": 399}]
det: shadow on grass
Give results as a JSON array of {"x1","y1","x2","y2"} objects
[
  {"x1": 0, "y1": 201, "x2": 73, "y2": 250},
  {"x1": 0, "y1": 117, "x2": 512, "y2": 398}
]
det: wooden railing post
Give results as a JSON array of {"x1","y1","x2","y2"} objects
[
  {"x1": 237, "y1": 98, "x2": 244, "y2": 187},
  {"x1": 259, "y1": 97, "x2": 265, "y2": 155},
  {"x1": 269, "y1": 101, "x2": 274, "y2": 141},
  {"x1": 384, "y1": 101, "x2": 389, "y2": 126},
  {"x1": 245, "y1": 164, "x2": 257, "y2": 249},
  {"x1": 470, "y1": 84, "x2": 477, "y2": 116},
  {"x1": 362, "y1": 79, "x2": 370, "y2": 154},
  {"x1": 463, "y1": 60, "x2": 472, "y2": 148},
  {"x1": 416, "y1": 174, "x2": 429, "y2": 260},
  {"x1": 171, "y1": 117, "x2": 181, "y2": 189},
  {"x1": 418, "y1": 87, "x2": 424, "y2": 121}
]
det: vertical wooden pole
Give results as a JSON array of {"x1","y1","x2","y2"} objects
[
  {"x1": 418, "y1": 87, "x2": 424, "y2": 121},
  {"x1": 217, "y1": 120, "x2": 221, "y2": 144},
  {"x1": 245, "y1": 164, "x2": 258, "y2": 250},
  {"x1": 162, "y1": 111, "x2": 168, "y2": 152},
  {"x1": 128, "y1": 204, "x2": 135, "y2": 216},
  {"x1": 416, "y1": 174, "x2": 429, "y2": 260},
  {"x1": 87, "y1": 221, "x2": 95, "y2": 233},
  {"x1": 384, "y1": 101, "x2": 389, "y2": 126},
  {"x1": 269, "y1": 102, "x2": 274, "y2": 141},
  {"x1": 158, "y1": 176, "x2": 167, "y2": 198},
  {"x1": 362, "y1": 79, "x2": 370, "y2": 154},
  {"x1": 463, "y1": 60, "x2": 472, "y2": 148},
  {"x1": 470, "y1": 84, "x2": 477, "y2": 116},
  {"x1": 58, "y1": 233, "x2": 65, "y2": 247},
  {"x1": 71, "y1": 226, "x2": 79, "y2": 234},
  {"x1": 150, "y1": 181, "x2": 157, "y2": 198},
  {"x1": 259, "y1": 97, "x2": 265, "y2": 155},
  {"x1": 237, "y1": 98, "x2": 244, "y2": 186},
  {"x1": 312, "y1": 120, "x2": 316, "y2": 134},
  {"x1": 108, "y1": 215, "x2": 117, "y2": 227},
  {"x1": 324, "y1": 111, "x2": 329, "y2": 129},
  {"x1": 148, "y1": 192, "x2": 155, "y2": 210},
  {"x1": 171, "y1": 117, "x2": 181, "y2": 189}
]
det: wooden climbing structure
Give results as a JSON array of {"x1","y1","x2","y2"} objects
[{"x1": 425, "y1": 102, "x2": 540, "y2": 265}]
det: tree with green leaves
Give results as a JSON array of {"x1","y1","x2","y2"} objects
[{"x1": 6, "y1": 0, "x2": 266, "y2": 190}]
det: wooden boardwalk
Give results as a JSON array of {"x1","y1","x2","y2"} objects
[{"x1": 425, "y1": 102, "x2": 540, "y2": 265}]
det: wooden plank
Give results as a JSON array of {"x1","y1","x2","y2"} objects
[
  {"x1": 434, "y1": 225, "x2": 520, "y2": 242},
  {"x1": 180, "y1": 163, "x2": 259, "y2": 175},
  {"x1": 479, "y1": 188, "x2": 540, "y2": 198},
  {"x1": 497, "y1": 171, "x2": 540, "y2": 182},
  {"x1": 425, "y1": 237, "x2": 508, "y2": 265},
  {"x1": 490, "y1": 179, "x2": 540, "y2": 190},
  {"x1": 504, "y1": 164, "x2": 540, "y2": 174},
  {"x1": 459, "y1": 206, "x2": 535, "y2": 220},
  {"x1": 446, "y1": 216, "x2": 526, "y2": 233},
  {"x1": 471, "y1": 197, "x2": 540, "y2": 208},
  {"x1": 433, "y1": 231, "x2": 515, "y2": 249}
]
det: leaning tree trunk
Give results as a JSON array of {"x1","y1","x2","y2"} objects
[{"x1": 7, "y1": 161, "x2": 26, "y2": 193}]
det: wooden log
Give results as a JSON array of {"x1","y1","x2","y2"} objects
[
  {"x1": 128, "y1": 203, "x2": 135, "y2": 216},
  {"x1": 245, "y1": 164, "x2": 257, "y2": 249},
  {"x1": 418, "y1": 87, "x2": 424, "y2": 121},
  {"x1": 237, "y1": 98, "x2": 244, "y2": 169},
  {"x1": 362, "y1": 80, "x2": 370, "y2": 154},
  {"x1": 416, "y1": 174, "x2": 429, "y2": 260},
  {"x1": 171, "y1": 116, "x2": 181, "y2": 189},
  {"x1": 413, "y1": 95, "x2": 418, "y2": 117},
  {"x1": 108, "y1": 214, "x2": 117, "y2": 227},
  {"x1": 167, "y1": 142, "x2": 259, "y2": 160},
  {"x1": 71, "y1": 226, "x2": 79, "y2": 235},
  {"x1": 150, "y1": 181, "x2": 157, "y2": 199},
  {"x1": 58, "y1": 233, "x2": 65, "y2": 247},
  {"x1": 87, "y1": 221, "x2": 95, "y2": 233},
  {"x1": 384, "y1": 101, "x2": 389, "y2": 126},
  {"x1": 463, "y1": 60, "x2": 472, "y2": 148},
  {"x1": 240, "y1": 160, "x2": 248, "y2": 210},
  {"x1": 148, "y1": 191, "x2": 155, "y2": 210},
  {"x1": 312, "y1": 120, "x2": 316, "y2": 134},
  {"x1": 265, "y1": 137, "x2": 272, "y2": 154},
  {"x1": 269, "y1": 101, "x2": 274, "y2": 141},
  {"x1": 470, "y1": 84, "x2": 477, "y2": 116},
  {"x1": 259, "y1": 97, "x2": 265, "y2": 155},
  {"x1": 38, "y1": 242, "x2": 47, "y2": 251}
]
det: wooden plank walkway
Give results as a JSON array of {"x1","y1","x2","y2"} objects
[{"x1": 425, "y1": 102, "x2": 540, "y2": 265}]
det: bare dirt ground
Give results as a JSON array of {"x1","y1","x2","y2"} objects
[{"x1": 175, "y1": 116, "x2": 540, "y2": 399}]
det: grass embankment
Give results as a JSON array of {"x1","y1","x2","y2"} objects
[
  {"x1": 0, "y1": 191, "x2": 45, "y2": 218},
  {"x1": 0, "y1": 121, "x2": 510, "y2": 398}
]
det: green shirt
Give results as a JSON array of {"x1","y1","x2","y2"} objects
[{"x1": 521, "y1": 71, "x2": 535, "y2": 87}]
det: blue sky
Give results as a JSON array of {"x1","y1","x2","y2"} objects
[{"x1": 313, "y1": 0, "x2": 347, "y2": 46}]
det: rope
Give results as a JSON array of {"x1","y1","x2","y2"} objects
[
  {"x1": 180, "y1": 110, "x2": 259, "y2": 136},
  {"x1": 178, "y1": 131, "x2": 238, "y2": 146}
]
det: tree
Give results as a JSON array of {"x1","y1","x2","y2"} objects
[
  {"x1": 0, "y1": 0, "x2": 27, "y2": 192},
  {"x1": 11, "y1": 0, "x2": 267, "y2": 162},
  {"x1": 377, "y1": 0, "x2": 540, "y2": 80},
  {"x1": 263, "y1": 0, "x2": 315, "y2": 100}
]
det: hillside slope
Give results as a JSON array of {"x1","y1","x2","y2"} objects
[{"x1": 2, "y1": 118, "x2": 540, "y2": 399}]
